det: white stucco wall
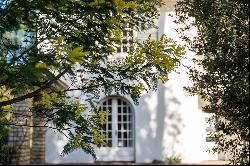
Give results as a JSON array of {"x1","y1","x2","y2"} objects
[
  {"x1": 134, "y1": 11, "x2": 204, "y2": 163},
  {"x1": 45, "y1": 1, "x2": 218, "y2": 164}
]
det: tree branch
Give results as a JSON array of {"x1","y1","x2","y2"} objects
[{"x1": 0, "y1": 69, "x2": 68, "y2": 107}]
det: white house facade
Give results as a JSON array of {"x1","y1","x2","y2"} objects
[{"x1": 45, "y1": 0, "x2": 220, "y2": 164}]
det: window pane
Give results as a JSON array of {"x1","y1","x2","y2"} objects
[
  {"x1": 123, "y1": 107, "x2": 127, "y2": 113},
  {"x1": 118, "y1": 115, "x2": 122, "y2": 122},
  {"x1": 108, "y1": 132, "x2": 112, "y2": 139},
  {"x1": 118, "y1": 132, "x2": 122, "y2": 138},
  {"x1": 108, "y1": 124, "x2": 112, "y2": 130},
  {"x1": 128, "y1": 107, "x2": 131, "y2": 113},
  {"x1": 123, "y1": 115, "x2": 127, "y2": 121},
  {"x1": 123, "y1": 132, "x2": 127, "y2": 139},
  {"x1": 123, "y1": 46, "x2": 127, "y2": 52},
  {"x1": 108, "y1": 99, "x2": 112, "y2": 105},
  {"x1": 108, "y1": 115, "x2": 112, "y2": 121},
  {"x1": 124, "y1": 140, "x2": 127, "y2": 147},
  {"x1": 108, "y1": 140, "x2": 112, "y2": 147},
  {"x1": 116, "y1": 46, "x2": 121, "y2": 53},
  {"x1": 118, "y1": 107, "x2": 121, "y2": 113},
  {"x1": 102, "y1": 124, "x2": 106, "y2": 131},
  {"x1": 108, "y1": 107, "x2": 112, "y2": 114},
  {"x1": 118, "y1": 99, "x2": 121, "y2": 105},
  {"x1": 118, "y1": 123, "x2": 121, "y2": 130},
  {"x1": 124, "y1": 123, "x2": 127, "y2": 130}
]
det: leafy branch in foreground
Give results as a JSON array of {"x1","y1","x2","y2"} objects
[{"x1": 0, "y1": 0, "x2": 184, "y2": 157}]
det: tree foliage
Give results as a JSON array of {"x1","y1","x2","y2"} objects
[
  {"x1": 0, "y1": 86, "x2": 14, "y2": 164},
  {"x1": 0, "y1": 0, "x2": 184, "y2": 158},
  {"x1": 175, "y1": 0, "x2": 249, "y2": 164}
]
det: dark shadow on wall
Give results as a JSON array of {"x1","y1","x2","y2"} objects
[{"x1": 136, "y1": 83, "x2": 183, "y2": 163}]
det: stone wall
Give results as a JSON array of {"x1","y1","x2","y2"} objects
[
  {"x1": 8, "y1": 98, "x2": 33, "y2": 165},
  {"x1": 6, "y1": 97, "x2": 47, "y2": 165},
  {"x1": 30, "y1": 110, "x2": 46, "y2": 164}
]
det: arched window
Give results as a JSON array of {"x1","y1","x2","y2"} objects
[{"x1": 98, "y1": 97, "x2": 134, "y2": 148}]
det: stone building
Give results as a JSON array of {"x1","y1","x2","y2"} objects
[{"x1": 0, "y1": 81, "x2": 67, "y2": 165}]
